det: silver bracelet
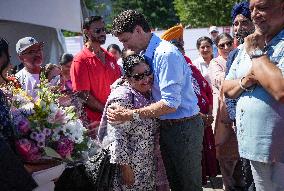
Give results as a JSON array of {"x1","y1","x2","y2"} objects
[{"x1": 239, "y1": 77, "x2": 254, "y2": 92}]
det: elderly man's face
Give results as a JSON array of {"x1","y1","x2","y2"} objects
[
  {"x1": 19, "y1": 44, "x2": 43, "y2": 70},
  {"x1": 250, "y1": 0, "x2": 284, "y2": 36},
  {"x1": 233, "y1": 14, "x2": 255, "y2": 44}
]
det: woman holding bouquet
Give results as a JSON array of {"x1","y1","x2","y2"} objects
[
  {"x1": 98, "y1": 54, "x2": 168, "y2": 191},
  {"x1": 0, "y1": 86, "x2": 37, "y2": 190}
]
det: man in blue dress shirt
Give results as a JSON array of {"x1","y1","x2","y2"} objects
[{"x1": 107, "y1": 10, "x2": 204, "y2": 191}]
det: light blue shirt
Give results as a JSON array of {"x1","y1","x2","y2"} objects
[
  {"x1": 212, "y1": 43, "x2": 218, "y2": 58},
  {"x1": 144, "y1": 34, "x2": 199, "y2": 120},
  {"x1": 226, "y1": 29, "x2": 284, "y2": 163}
]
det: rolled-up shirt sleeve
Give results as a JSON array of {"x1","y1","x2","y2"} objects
[{"x1": 158, "y1": 52, "x2": 184, "y2": 109}]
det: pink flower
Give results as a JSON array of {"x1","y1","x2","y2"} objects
[
  {"x1": 15, "y1": 139, "x2": 41, "y2": 161},
  {"x1": 17, "y1": 119, "x2": 30, "y2": 135},
  {"x1": 48, "y1": 108, "x2": 68, "y2": 124},
  {"x1": 56, "y1": 137, "x2": 74, "y2": 158}
]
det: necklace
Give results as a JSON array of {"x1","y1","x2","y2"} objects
[{"x1": 91, "y1": 47, "x2": 106, "y2": 64}]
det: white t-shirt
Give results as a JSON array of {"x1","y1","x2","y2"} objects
[
  {"x1": 193, "y1": 56, "x2": 211, "y2": 84},
  {"x1": 16, "y1": 68, "x2": 40, "y2": 97}
]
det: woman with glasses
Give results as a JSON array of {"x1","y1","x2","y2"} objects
[
  {"x1": 98, "y1": 54, "x2": 159, "y2": 190},
  {"x1": 208, "y1": 33, "x2": 240, "y2": 191}
]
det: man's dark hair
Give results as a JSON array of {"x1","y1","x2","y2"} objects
[
  {"x1": 112, "y1": 10, "x2": 151, "y2": 36},
  {"x1": 83, "y1": 16, "x2": 103, "y2": 30}
]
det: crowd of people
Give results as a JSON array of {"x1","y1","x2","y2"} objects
[{"x1": 0, "y1": 0, "x2": 284, "y2": 191}]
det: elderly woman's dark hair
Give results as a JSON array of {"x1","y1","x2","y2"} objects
[
  {"x1": 0, "y1": 38, "x2": 10, "y2": 83},
  {"x1": 107, "y1": 44, "x2": 122, "y2": 54},
  {"x1": 196, "y1": 36, "x2": 213, "y2": 49},
  {"x1": 123, "y1": 54, "x2": 148, "y2": 77},
  {"x1": 215, "y1": 33, "x2": 234, "y2": 45},
  {"x1": 59, "y1": 53, "x2": 73, "y2": 66},
  {"x1": 112, "y1": 10, "x2": 151, "y2": 36}
]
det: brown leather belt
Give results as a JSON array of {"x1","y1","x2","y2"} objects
[{"x1": 160, "y1": 114, "x2": 199, "y2": 124}]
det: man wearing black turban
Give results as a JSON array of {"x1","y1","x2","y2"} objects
[
  {"x1": 231, "y1": 1, "x2": 255, "y2": 46},
  {"x1": 224, "y1": 1, "x2": 256, "y2": 191}
]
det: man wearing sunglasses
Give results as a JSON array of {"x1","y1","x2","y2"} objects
[
  {"x1": 108, "y1": 10, "x2": 203, "y2": 191},
  {"x1": 70, "y1": 16, "x2": 121, "y2": 132},
  {"x1": 15, "y1": 37, "x2": 44, "y2": 97}
]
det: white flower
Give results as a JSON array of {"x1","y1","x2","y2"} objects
[
  {"x1": 62, "y1": 119, "x2": 87, "y2": 144},
  {"x1": 21, "y1": 102, "x2": 35, "y2": 115}
]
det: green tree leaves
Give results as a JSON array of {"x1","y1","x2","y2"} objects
[
  {"x1": 111, "y1": 0, "x2": 179, "y2": 29},
  {"x1": 173, "y1": 0, "x2": 242, "y2": 27}
]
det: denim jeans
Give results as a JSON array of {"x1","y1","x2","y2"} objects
[
  {"x1": 159, "y1": 114, "x2": 204, "y2": 191},
  {"x1": 250, "y1": 160, "x2": 284, "y2": 191}
]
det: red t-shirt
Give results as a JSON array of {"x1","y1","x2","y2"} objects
[{"x1": 71, "y1": 47, "x2": 121, "y2": 124}]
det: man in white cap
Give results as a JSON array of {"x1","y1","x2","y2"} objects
[
  {"x1": 209, "y1": 26, "x2": 219, "y2": 57},
  {"x1": 15, "y1": 37, "x2": 44, "y2": 96}
]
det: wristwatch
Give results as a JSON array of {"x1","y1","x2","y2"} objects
[
  {"x1": 132, "y1": 110, "x2": 141, "y2": 121},
  {"x1": 249, "y1": 49, "x2": 265, "y2": 59}
]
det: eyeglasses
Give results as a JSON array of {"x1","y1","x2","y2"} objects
[
  {"x1": 131, "y1": 70, "x2": 153, "y2": 81},
  {"x1": 21, "y1": 47, "x2": 43, "y2": 55},
  {"x1": 94, "y1": 27, "x2": 106, "y2": 34},
  {"x1": 218, "y1": 41, "x2": 233, "y2": 49}
]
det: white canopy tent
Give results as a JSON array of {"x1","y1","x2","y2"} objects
[{"x1": 0, "y1": 0, "x2": 82, "y2": 66}]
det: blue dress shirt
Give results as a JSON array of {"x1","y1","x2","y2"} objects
[{"x1": 144, "y1": 34, "x2": 199, "y2": 120}]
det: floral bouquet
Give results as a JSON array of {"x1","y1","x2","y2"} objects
[{"x1": 2, "y1": 75, "x2": 90, "y2": 163}]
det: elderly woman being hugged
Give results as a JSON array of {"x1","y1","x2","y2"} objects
[{"x1": 98, "y1": 54, "x2": 168, "y2": 191}]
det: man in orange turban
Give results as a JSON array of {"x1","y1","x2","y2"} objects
[{"x1": 161, "y1": 24, "x2": 184, "y2": 45}]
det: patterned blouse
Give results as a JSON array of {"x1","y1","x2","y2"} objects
[{"x1": 98, "y1": 79, "x2": 157, "y2": 191}]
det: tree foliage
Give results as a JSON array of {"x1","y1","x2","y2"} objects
[
  {"x1": 111, "y1": 0, "x2": 179, "y2": 29},
  {"x1": 173, "y1": 0, "x2": 243, "y2": 27}
]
